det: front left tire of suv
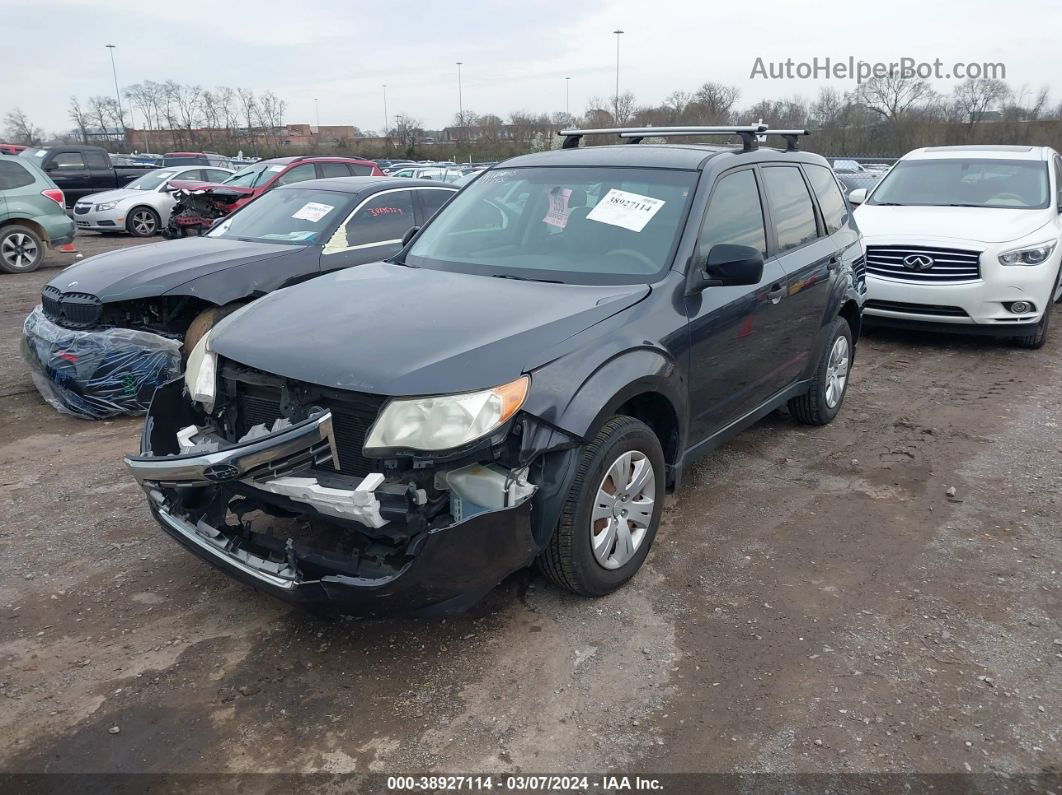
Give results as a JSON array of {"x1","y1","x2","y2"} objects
[
  {"x1": 788, "y1": 316, "x2": 853, "y2": 426},
  {"x1": 538, "y1": 415, "x2": 665, "y2": 597}
]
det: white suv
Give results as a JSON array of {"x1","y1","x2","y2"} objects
[{"x1": 850, "y1": 145, "x2": 1062, "y2": 348}]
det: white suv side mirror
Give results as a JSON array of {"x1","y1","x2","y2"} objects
[{"x1": 848, "y1": 188, "x2": 868, "y2": 205}]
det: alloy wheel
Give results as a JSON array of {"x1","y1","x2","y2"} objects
[
  {"x1": 590, "y1": 450, "x2": 656, "y2": 570},
  {"x1": 824, "y1": 335, "x2": 850, "y2": 409},
  {"x1": 1, "y1": 233, "x2": 39, "y2": 270},
  {"x1": 131, "y1": 210, "x2": 157, "y2": 235}
]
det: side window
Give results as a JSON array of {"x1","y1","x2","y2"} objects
[
  {"x1": 317, "y1": 162, "x2": 350, "y2": 179},
  {"x1": 51, "y1": 152, "x2": 86, "y2": 170},
  {"x1": 349, "y1": 164, "x2": 375, "y2": 176},
  {"x1": 697, "y1": 169, "x2": 767, "y2": 261},
  {"x1": 330, "y1": 190, "x2": 415, "y2": 251},
  {"x1": 275, "y1": 164, "x2": 316, "y2": 186},
  {"x1": 804, "y1": 164, "x2": 848, "y2": 234},
  {"x1": 762, "y1": 166, "x2": 819, "y2": 252},
  {"x1": 203, "y1": 169, "x2": 230, "y2": 182},
  {"x1": 0, "y1": 160, "x2": 35, "y2": 190},
  {"x1": 84, "y1": 150, "x2": 110, "y2": 169},
  {"x1": 419, "y1": 188, "x2": 455, "y2": 220},
  {"x1": 177, "y1": 169, "x2": 204, "y2": 182}
]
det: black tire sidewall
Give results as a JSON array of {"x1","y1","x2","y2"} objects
[
  {"x1": 815, "y1": 318, "x2": 854, "y2": 423},
  {"x1": 566, "y1": 419, "x2": 666, "y2": 594},
  {"x1": 0, "y1": 225, "x2": 44, "y2": 273}
]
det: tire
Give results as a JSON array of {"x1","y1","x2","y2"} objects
[
  {"x1": 126, "y1": 206, "x2": 160, "y2": 237},
  {"x1": 538, "y1": 415, "x2": 665, "y2": 597},
  {"x1": 1012, "y1": 307, "x2": 1050, "y2": 349},
  {"x1": 788, "y1": 316, "x2": 853, "y2": 425},
  {"x1": 183, "y1": 303, "x2": 245, "y2": 360},
  {"x1": 0, "y1": 224, "x2": 45, "y2": 274}
]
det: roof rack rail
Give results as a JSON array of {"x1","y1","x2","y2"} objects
[
  {"x1": 759, "y1": 129, "x2": 811, "y2": 151},
  {"x1": 558, "y1": 125, "x2": 768, "y2": 152}
]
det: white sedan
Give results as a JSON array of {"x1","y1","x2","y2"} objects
[{"x1": 73, "y1": 165, "x2": 234, "y2": 237}]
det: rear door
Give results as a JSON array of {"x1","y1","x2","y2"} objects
[
  {"x1": 319, "y1": 188, "x2": 416, "y2": 272},
  {"x1": 760, "y1": 164, "x2": 838, "y2": 384},
  {"x1": 83, "y1": 149, "x2": 115, "y2": 190}
]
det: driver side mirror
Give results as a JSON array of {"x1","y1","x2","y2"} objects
[
  {"x1": 848, "y1": 188, "x2": 867, "y2": 205},
  {"x1": 401, "y1": 226, "x2": 419, "y2": 246},
  {"x1": 688, "y1": 244, "x2": 764, "y2": 294}
]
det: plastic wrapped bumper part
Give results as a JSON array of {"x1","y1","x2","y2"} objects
[
  {"x1": 21, "y1": 306, "x2": 181, "y2": 419},
  {"x1": 125, "y1": 378, "x2": 539, "y2": 616}
]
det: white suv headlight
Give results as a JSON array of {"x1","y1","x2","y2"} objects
[
  {"x1": 95, "y1": 201, "x2": 119, "y2": 211},
  {"x1": 365, "y1": 376, "x2": 529, "y2": 453},
  {"x1": 999, "y1": 241, "x2": 1057, "y2": 266},
  {"x1": 183, "y1": 334, "x2": 218, "y2": 413}
]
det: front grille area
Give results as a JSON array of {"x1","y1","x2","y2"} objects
[
  {"x1": 866, "y1": 299, "x2": 969, "y2": 317},
  {"x1": 852, "y1": 255, "x2": 867, "y2": 292},
  {"x1": 41, "y1": 286, "x2": 103, "y2": 328},
  {"x1": 865, "y1": 245, "x2": 981, "y2": 283},
  {"x1": 222, "y1": 364, "x2": 386, "y2": 479},
  {"x1": 73, "y1": 204, "x2": 91, "y2": 215}
]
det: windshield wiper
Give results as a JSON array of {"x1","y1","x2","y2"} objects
[{"x1": 491, "y1": 274, "x2": 563, "y2": 284}]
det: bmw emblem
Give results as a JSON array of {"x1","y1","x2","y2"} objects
[
  {"x1": 902, "y1": 254, "x2": 934, "y2": 271},
  {"x1": 202, "y1": 463, "x2": 240, "y2": 482}
]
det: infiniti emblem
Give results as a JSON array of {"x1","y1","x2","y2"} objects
[
  {"x1": 902, "y1": 254, "x2": 934, "y2": 271},
  {"x1": 202, "y1": 463, "x2": 240, "y2": 482}
]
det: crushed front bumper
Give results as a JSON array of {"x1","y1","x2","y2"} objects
[
  {"x1": 125, "y1": 379, "x2": 538, "y2": 617},
  {"x1": 21, "y1": 306, "x2": 182, "y2": 419}
]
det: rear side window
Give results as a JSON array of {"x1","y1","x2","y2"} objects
[
  {"x1": 85, "y1": 150, "x2": 110, "y2": 169},
  {"x1": 317, "y1": 162, "x2": 350, "y2": 178},
  {"x1": 276, "y1": 164, "x2": 316, "y2": 186},
  {"x1": 349, "y1": 164, "x2": 375, "y2": 176},
  {"x1": 0, "y1": 160, "x2": 35, "y2": 190},
  {"x1": 52, "y1": 152, "x2": 86, "y2": 169},
  {"x1": 698, "y1": 169, "x2": 767, "y2": 260},
  {"x1": 804, "y1": 164, "x2": 848, "y2": 234},
  {"x1": 762, "y1": 166, "x2": 818, "y2": 252},
  {"x1": 342, "y1": 190, "x2": 415, "y2": 248},
  {"x1": 419, "y1": 188, "x2": 455, "y2": 219}
]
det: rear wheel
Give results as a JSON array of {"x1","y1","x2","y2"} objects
[
  {"x1": 538, "y1": 415, "x2": 664, "y2": 597},
  {"x1": 788, "y1": 317, "x2": 853, "y2": 425},
  {"x1": 0, "y1": 225, "x2": 44, "y2": 273},
  {"x1": 183, "y1": 303, "x2": 245, "y2": 360},
  {"x1": 126, "y1": 207, "x2": 160, "y2": 237}
]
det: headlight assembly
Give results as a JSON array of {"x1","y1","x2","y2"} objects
[
  {"x1": 364, "y1": 376, "x2": 529, "y2": 453},
  {"x1": 998, "y1": 241, "x2": 1056, "y2": 266},
  {"x1": 183, "y1": 334, "x2": 217, "y2": 413},
  {"x1": 95, "y1": 201, "x2": 119, "y2": 211}
]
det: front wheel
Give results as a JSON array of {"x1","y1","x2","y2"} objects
[
  {"x1": 126, "y1": 207, "x2": 160, "y2": 237},
  {"x1": 538, "y1": 415, "x2": 665, "y2": 597},
  {"x1": 788, "y1": 317, "x2": 853, "y2": 425}
]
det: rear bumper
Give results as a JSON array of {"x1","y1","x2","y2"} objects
[
  {"x1": 125, "y1": 379, "x2": 538, "y2": 617},
  {"x1": 38, "y1": 211, "x2": 76, "y2": 245}
]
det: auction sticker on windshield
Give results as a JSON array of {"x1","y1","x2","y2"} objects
[
  {"x1": 586, "y1": 188, "x2": 665, "y2": 232},
  {"x1": 292, "y1": 202, "x2": 335, "y2": 222}
]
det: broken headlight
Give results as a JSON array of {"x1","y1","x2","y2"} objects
[
  {"x1": 183, "y1": 334, "x2": 217, "y2": 414},
  {"x1": 364, "y1": 376, "x2": 529, "y2": 453}
]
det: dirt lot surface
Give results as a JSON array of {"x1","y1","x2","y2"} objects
[{"x1": 1, "y1": 233, "x2": 1060, "y2": 778}]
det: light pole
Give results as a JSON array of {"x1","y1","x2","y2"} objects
[
  {"x1": 565, "y1": 76, "x2": 571, "y2": 119},
  {"x1": 105, "y1": 44, "x2": 126, "y2": 135},
  {"x1": 612, "y1": 29, "x2": 623, "y2": 123},
  {"x1": 382, "y1": 84, "x2": 389, "y2": 137},
  {"x1": 314, "y1": 98, "x2": 320, "y2": 128},
  {"x1": 456, "y1": 61, "x2": 464, "y2": 136}
]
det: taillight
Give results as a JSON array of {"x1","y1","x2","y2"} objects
[{"x1": 42, "y1": 188, "x2": 65, "y2": 206}]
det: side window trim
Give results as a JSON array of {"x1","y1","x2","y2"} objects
[
  {"x1": 323, "y1": 187, "x2": 415, "y2": 254},
  {"x1": 759, "y1": 163, "x2": 823, "y2": 256}
]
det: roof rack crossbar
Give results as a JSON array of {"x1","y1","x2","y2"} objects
[
  {"x1": 759, "y1": 129, "x2": 811, "y2": 151},
  {"x1": 558, "y1": 125, "x2": 768, "y2": 152}
]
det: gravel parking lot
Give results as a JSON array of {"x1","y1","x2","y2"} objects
[{"x1": 1, "y1": 233, "x2": 1060, "y2": 776}]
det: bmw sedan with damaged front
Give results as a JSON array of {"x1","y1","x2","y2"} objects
[{"x1": 124, "y1": 126, "x2": 866, "y2": 617}]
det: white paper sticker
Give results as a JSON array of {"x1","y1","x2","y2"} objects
[
  {"x1": 542, "y1": 187, "x2": 572, "y2": 228},
  {"x1": 35, "y1": 150, "x2": 46, "y2": 157},
  {"x1": 291, "y1": 201, "x2": 334, "y2": 222},
  {"x1": 586, "y1": 188, "x2": 666, "y2": 232},
  {"x1": 267, "y1": 165, "x2": 284, "y2": 172}
]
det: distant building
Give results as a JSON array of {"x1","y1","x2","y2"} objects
[{"x1": 125, "y1": 123, "x2": 365, "y2": 150}]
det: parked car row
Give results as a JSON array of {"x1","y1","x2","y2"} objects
[{"x1": 14, "y1": 131, "x2": 1061, "y2": 619}]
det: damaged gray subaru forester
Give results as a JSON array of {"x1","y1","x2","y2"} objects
[{"x1": 125, "y1": 126, "x2": 866, "y2": 616}]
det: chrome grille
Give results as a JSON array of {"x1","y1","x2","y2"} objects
[
  {"x1": 865, "y1": 245, "x2": 981, "y2": 283},
  {"x1": 852, "y1": 255, "x2": 867, "y2": 292}
]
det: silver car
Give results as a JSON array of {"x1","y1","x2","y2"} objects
[{"x1": 72, "y1": 165, "x2": 234, "y2": 237}]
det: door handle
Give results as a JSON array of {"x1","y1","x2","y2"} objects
[{"x1": 767, "y1": 283, "x2": 787, "y2": 304}]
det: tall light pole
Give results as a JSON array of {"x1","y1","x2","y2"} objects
[
  {"x1": 456, "y1": 61, "x2": 464, "y2": 137},
  {"x1": 565, "y1": 76, "x2": 571, "y2": 119},
  {"x1": 382, "y1": 84, "x2": 389, "y2": 137},
  {"x1": 105, "y1": 44, "x2": 126, "y2": 135},
  {"x1": 314, "y1": 98, "x2": 320, "y2": 128},
  {"x1": 612, "y1": 30, "x2": 624, "y2": 123}
]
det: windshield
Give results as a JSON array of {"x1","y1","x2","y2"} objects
[
  {"x1": 404, "y1": 166, "x2": 697, "y2": 284},
  {"x1": 224, "y1": 163, "x2": 277, "y2": 188},
  {"x1": 869, "y1": 158, "x2": 1050, "y2": 209},
  {"x1": 125, "y1": 169, "x2": 180, "y2": 190},
  {"x1": 207, "y1": 187, "x2": 353, "y2": 245}
]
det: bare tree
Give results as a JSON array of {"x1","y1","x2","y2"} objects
[
  {"x1": 688, "y1": 82, "x2": 740, "y2": 123},
  {"x1": 390, "y1": 113, "x2": 422, "y2": 155},
  {"x1": 855, "y1": 73, "x2": 936, "y2": 121},
  {"x1": 3, "y1": 108, "x2": 44, "y2": 145},
  {"x1": 952, "y1": 77, "x2": 1010, "y2": 129},
  {"x1": 68, "y1": 96, "x2": 90, "y2": 143}
]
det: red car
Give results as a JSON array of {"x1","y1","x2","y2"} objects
[
  {"x1": 0, "y1": 143, "x2": 27, "y2": 156},
  {"x1": 164, "y1": 155, "x2": 384, "y2": 237}
]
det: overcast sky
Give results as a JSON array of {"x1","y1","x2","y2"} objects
[{"x1": 2, "y1": 0, "x2": 1059, "y2": 135}]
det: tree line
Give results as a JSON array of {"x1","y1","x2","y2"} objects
[{"x1": 4, "y1": 73, "x2": 1062, "y2": 159}]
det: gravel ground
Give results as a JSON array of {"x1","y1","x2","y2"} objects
[{"x1": 0, "y1": 233, "x2": 1059, "y2": 777}]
